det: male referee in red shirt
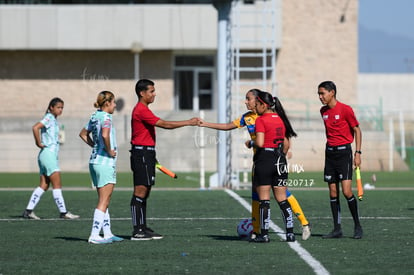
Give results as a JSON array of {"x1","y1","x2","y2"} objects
[
  {"x1": 130, "y1": 79, "x2": 199, "y2": 240},
  {"x1": 318, "y1": 81, "x2": 363, "y2": 239}
]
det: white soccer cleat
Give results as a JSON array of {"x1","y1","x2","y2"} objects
[
  {"x1": 22, "y1": 210, "x2": 40, "y2": 220},
  {"x1": 88, "y1": 236, "x2": 113, "y2": 244},
  {"x1": 60, "y1": 211, "x2": 80, "y2": 219},
  {"x1": 106, "y1": 235, "x2": 124, "y2": 242},
  {"x1": 302, "y1": 224, "x2": 311, "y2": 240}
]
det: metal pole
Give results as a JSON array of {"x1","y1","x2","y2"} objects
[
  {"x1": 214, "y1": 1, "x2": 232, "y2": 188},
  {"x1": 199, "y1": 110, "x2": 206, "y2": 190},
  {"x1": 134, "y1": 53, "x2": 140, "y2": 81},
  {"x1": 399, "y1": 111, "x2": 406, "y2": 160},
  {"x1": 131, "y1": 42, "x2": 143, "y2": 81},
  {"x1": 389, "y1": 117, "x2": 394, "y2": 172}
]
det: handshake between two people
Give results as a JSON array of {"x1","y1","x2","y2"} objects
[
  {"x1": 185, "y1": 117, "x2": 211, "y2": 127},
  {"x1": 186, "y1": 118, "x2": 229, "y2": 128},
  {"x1": 186, "y1": 117, "x2": 253, "y2": 149}
]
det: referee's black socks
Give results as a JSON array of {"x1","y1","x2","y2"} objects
[
  {"x1": 346, "y1": 195, "x2": 361, "y2": 227},
  {"x1": 131, "y1": 196, "x2": 147, "y2": 232},
  {"x1": 330, "y1": 196, "x2": 341, "y2": 230}
]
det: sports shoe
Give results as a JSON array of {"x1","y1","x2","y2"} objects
[
  {"x1": 88, "y1": 236, "x2": 113, "y2": 244},
  {"x1": 250, "y1": 234, "x2": 270, "y2": 243},
  {"x1": 353, "y1": 225, "x2": 363, "y2": 239},
  {"x1": 145, "y1": 227, "x2": 163, "y2": 240},
  {"x1": 60, "y1": 212, "x2": 80, "y2": 219},
  {"x1": 302, "y1": 224, "x2": 311, "y2": 240},
  {"x1": 322, "y1": 229, "x2": 343, "y2": 239},
  {"x1": 22, "y1": 210, "x2": 40, "y2": 220},
  {"x1": 107, "y1": 235, "x2": 124, "y2": 242},
  {"x1": 286, "y1": 233, "x2": 295, "y2": 242},
  {"x1": 131, "y1": 230, "x2": 153, "y2": 241},
  {"x1": 250, "y1": 232, "x2": 258, "y2": 241}
]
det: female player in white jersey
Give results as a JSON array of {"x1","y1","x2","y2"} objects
[
  {"x1": 79, "y1": 91, "x2": 123, "y2": 244},
  {"x1": 22, "y1": 97, "x2": 79, "y2": 220}
]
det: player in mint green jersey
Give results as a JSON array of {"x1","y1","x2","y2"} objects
[
  {"x1": 22, "y1": 97, "x2": 79, "y2": 220},
  {"x1": 79, "y1": 91, "x2": 123, "y2": 244}
]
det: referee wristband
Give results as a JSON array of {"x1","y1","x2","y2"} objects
[{"x1": 355, "y1": 150, "x2": 362, "y2": 155}]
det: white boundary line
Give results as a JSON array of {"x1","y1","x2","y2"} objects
[
  {"x1": 224, "y1": 188, "x2": 330, "y2": 275},
  {"x1": 1, "y1": 187, "x2": 414, "y2": 192},
  {"x1": 1, "y1": 216, "x2": 411, "y2": 222},
  {"x1": 0, "y1": 217, "x2": 242, "y2": 222}
]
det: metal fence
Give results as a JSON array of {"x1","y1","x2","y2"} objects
[{"x1": 2, "y1": 101, "x2": 413, "y2": 173}]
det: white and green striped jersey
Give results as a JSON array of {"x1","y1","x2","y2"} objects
[
  {"x1": 39, "y1": 112, "x2": 60, "y2": 155},
  {"x1": 85, "y1": 110, "x2": 117, "y2": 166}
]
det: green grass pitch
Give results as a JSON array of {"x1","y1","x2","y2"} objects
[{"x1": 0, "y1": 171, "x2": 413, "y2": 274}]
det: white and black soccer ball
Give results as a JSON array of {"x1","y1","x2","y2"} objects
[{"x1": 237, "y1": 218, "x2": 253, "y2": 239}]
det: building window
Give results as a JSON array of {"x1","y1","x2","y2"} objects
[{"x1": 174, "y1": 55, "x2": 215, "y2": 111}]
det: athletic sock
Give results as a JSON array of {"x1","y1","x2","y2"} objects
[
  {"x1": 52, "y1": 189, "x2": 67, "y2": 213},
  {"x1": 102, "y1": 209, "x2": 113, "y2": 238},
  {"x1": 26, "y1": 187, "x2": 45, "y2": 210},
  {"x1": 130, "y1": 196, "x2": 146, "y2": 232},
  {"x1": 278, "y1": 200, "x2": 294, "y2": 234},
  {"x1": 346, "y1": 195, "x2": 361, "y2": 227},
  {"x1": 330, "y1": 196, "x2": 341, "y2": 230},
  {"x1": 252, "y1": 191, "x2": 260, "y2": 234},
  {"x1": 90, "y1": 208, "x2": 105, "y2": 238},
  {"x1": 143, "y1": 195, "x2": 148, "y2": 225},
  {"x1": 287, "y1": 194, "x2": 309, "y2": 226},
  {"x1": 259, "y1": 200, "x2": 270, "y2": 236}
]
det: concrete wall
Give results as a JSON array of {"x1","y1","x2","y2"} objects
[
  {"x1": 1, "y1": 78, "x2": 174, "y2": 118},
  {"x1": 277, "y1": 0, "x2": 358, "y2": 109},
  {"x1": 0, "y1": 5, "x2": 217, "y2": 50},
  {"x1": 0, "y1": 3, "x2": 281, "y2": 50},
  {"x1": 1, "y1": 0, "x2": 356, "y2": 116},
  {"x1": 359, "y1": 73, "x2": 414, "y2": 119},
  {"x1": 1, "y1": 112, "x2": 409, "y2": 173}
]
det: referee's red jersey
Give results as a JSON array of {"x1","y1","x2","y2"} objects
[
  {"x1": 320, "y1": 101, "x2": 359, "y2": 146},
  {"x1": 131, "y1": 102, "x2": 160, "y2": 146}
]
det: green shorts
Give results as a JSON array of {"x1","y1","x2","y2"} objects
[
  {"x1": 38, "y1": 148, "x2": 60, "y2": 177},
  {"x1": 89, "y1": 164, "x2": 117, "y2": 188}
]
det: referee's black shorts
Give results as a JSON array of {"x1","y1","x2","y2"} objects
[
  {"x1": 130, "y1": 145, "x2": 156, "y2": 187},
  {"x1": 253, "y1": 148, "x2": 288, "y2": 187},
  {"x1": 323, "y1": 144, "x2": 353, "y2": 183}
]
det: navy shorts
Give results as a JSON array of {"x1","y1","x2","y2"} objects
[
  {"x1": 130, "y1": 146, "x2": 156, "y2": 187},
  {"x1": 253, "y1": 148, "x2": 288, "y2": 187},
  {"x1": 323, "y1": 144, "x2": 353, "y2": 183}
]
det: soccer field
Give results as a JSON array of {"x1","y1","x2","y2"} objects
[{"x1": 0, "y1": 172, "x2": 413, "y2": 274}]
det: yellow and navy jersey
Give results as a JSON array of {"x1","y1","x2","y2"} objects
[{"x1": 232, "y1": 111, "x2": 258, "y2": 141}]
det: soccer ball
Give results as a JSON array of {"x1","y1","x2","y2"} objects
[{"x1": 237, "y1": 218, "x2": 253, "y2": 239}]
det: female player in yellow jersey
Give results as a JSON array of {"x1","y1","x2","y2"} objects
[{"x1": 200, "y1": 89, "x2": 311, "y2": 240}]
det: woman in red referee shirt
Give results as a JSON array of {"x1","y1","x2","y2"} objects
[
  {"x1": 129, "y1": 79, "x2": 199, "y2": 241},
  {"x1": 248, "y1": 91, "x2": 297, "y2": 243},
  {"x1": 318, "y1": 81, "x2": 363, "y2": 239}
]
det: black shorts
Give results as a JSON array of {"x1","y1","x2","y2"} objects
[
  {"x1": 323, "y1": 144, "x2": 353, "y2": 183},
  {"x1": 253, "y1": 148, "x2": 288, "y2": 187},
  {"x1": 130, "y1": 145, "x2": 156, "y2": 187}
]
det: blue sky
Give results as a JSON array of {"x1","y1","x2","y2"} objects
[
  {"x1": 359, "y1": 0, "x2": 414, "y2": 40},
  {"x1": 359, "y1": 0, "x2": 414, "y2": 73}
]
